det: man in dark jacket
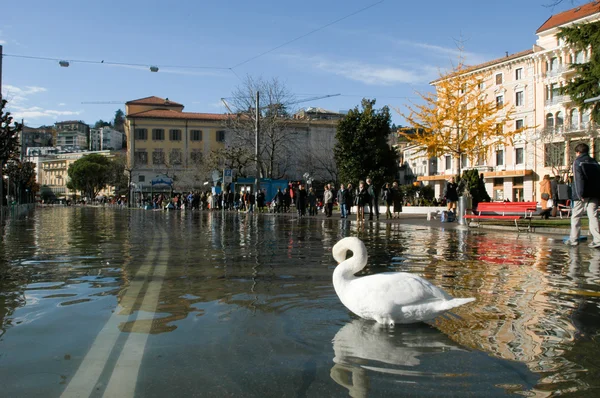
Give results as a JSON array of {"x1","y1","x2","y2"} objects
[
  {"x1": 566, "y1": 143, "x2": 600, "y2": 247},
  {"x1": 366, "y1": 178, "x2": 379, "y2": 220},
  {"x1": 273, "y1": 188, "x2": 284, "y2": 213}
]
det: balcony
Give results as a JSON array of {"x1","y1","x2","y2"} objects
[
  {"x1": 545, "y1": 65, "x2": 570, "y2": 78},
  {"x1": 545, "y1": 95, "x2": 571, "y2": 107}
]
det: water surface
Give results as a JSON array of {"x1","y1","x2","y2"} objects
[{"x1": 1, "y1": 207, "x2": 599, "y2": 397}]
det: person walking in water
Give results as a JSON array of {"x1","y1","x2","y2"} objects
[{"x1": 565, "y1": 143, "x2": 600, "y2": 248}]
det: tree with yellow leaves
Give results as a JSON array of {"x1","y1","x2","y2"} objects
[{"x1": 397, "y1": 60, "x2": 523, "y2": 179}]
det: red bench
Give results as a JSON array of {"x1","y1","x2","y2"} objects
[{"x1": 463, "y1": 201, "x2": 538, "y2": 232}]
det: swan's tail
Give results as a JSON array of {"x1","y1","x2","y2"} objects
[{"x1": 442, "y1": 297, "x2": 475, "y2": 311}]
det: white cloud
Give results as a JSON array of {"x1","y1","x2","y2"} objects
[
  {"x1": 394, "y1": 39, "x2": 490, "y2": 66},
  {"x1": 0, "y1": 40, "x2": 6, "y2": 45},
  {"x1": 2, "y1": 85, "x2": 48, "y2": 105},
  {"x1": 283, "y1": 54, "x2": 437, "y2": 85},
  {"x1": 316, "y1": 60, "x2": 433, "y2": 85},
  {"x1": 2, "y1": 84, "x2": 81, "y2": 121},
  {"x1": 58, "y1": 103, "x2": 66, "y2": 106},
  {"x1": 10, "y1": 107, "x2": 81, "y2": 120}
]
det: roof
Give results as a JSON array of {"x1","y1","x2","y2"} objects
[
  {"x1": 431, "y1": 49, "x2": 533, "y2": 84},
  {"x1": 537, "y1": 1, "x2": 600, "y2": 33},
  {"x1": 125, "y1": 96, "x2": 184, "y2": 107},
  {"x1": 127, "y1": 109, "x2": 231, "y2": 121},
  {"x1": 55, "y1": 120, "x2": 88, "y2": 125}
]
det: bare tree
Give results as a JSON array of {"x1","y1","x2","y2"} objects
[
  {"x1": 225, "y1": 76, "x2": 299, "y2": 179},
  {"x1": 297, "y1": 129, "x2": 338, "y2": 183},
  {"x1": 204, "y1": 147, "x2": 254, "y2": 178}
]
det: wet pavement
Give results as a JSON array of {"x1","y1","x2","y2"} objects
[{"x1": 0, "y1": 207, "x2": 599, "y2": 397}]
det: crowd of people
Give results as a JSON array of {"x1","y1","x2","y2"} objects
[{"x1": 140, "y1": 178, "x2": 406, "y2": 222}]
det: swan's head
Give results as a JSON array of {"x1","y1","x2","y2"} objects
[{"x1": 332, "y1": 237, "x2": 367, "y2": 271}]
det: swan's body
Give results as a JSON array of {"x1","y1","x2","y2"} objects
[{"x1": 332, "y1": 237, "x2": 475, "y2": 326}]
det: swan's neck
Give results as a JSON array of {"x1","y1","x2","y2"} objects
[{"x1": 333, "y1": 257, "x2": 362, "y2": 294}]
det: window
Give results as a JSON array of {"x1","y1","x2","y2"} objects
[
  {"x1": 496, "y1": 95, "x2": 504, "y2": 108},
  {"x1": 516, "y1": 91, "x2": 524, "y2": 106},
  {"x1": 544, "y1": 142, "x2": 565, "y2": 167},
  {"x1": 216, "y1": 130, "x2": 226, "y2": 142},
  {"x1": 153, "y1": 150, "x2": 165, "y2": 165},
  {"x1": 496, "y1": 123, "x2": 503, "y2": 134},
  {"x1": 477, "y1": 81, "x2": 485, "y2": 90},
  {"x1": 169, "y1": 129, "x2": 181, "y2": 141},
  {"x1": 496, "y1": 149, "x2": 504, "y2": 166},
  {"x1": 582, "y1": 109, "x2": 591, "y2": 128},
  {"x1": 191, "y1": 130, "x2": 203, "y2": 141},
  {"x1": 546, "y1": 113, "x2": 554, "y2": 129},
  {"x1": 496, "y1": 73, "x2": 503, "y2": 85},
  {"x1": 152, "y1": 129, "x2": 165, "y2": 141},
  {"x1": 556, "y1": 111, "x2": 564, "y2": 130},
  {"x1": 515, "y1": 148, "x2": 524, "y2": 165},
  {"x1": 134, "y1": 151, "x2": 148, "y2": 165},
  {"x1": 191, "y1": 150, "x2": 203, "y2": 164},
  {"x1": 515, "y1": 68, "x2": 523, "y2": 80},
  {"x1": 516, "y1": 119, "x2": 524, "y2": 130},
  {"x1": 551, "y1": 83, "x2": 559, "y2": 98},
  {"x1": 138, "y1": 175, "x2": 146, "y2": 182},
  {"x1": 575, "y1": 51, "x2": 585, "y2": 64},
  {"x1": 445, "y1": 155, "x2": 451, "y2": 170},
  {"x1": 549, "y1": 57, "x2": 558, "y2": 71},
  {"x1": 170, "y1": 149, "x2": 182, "y2": 165},
  {"x1": 570, "y1": 108, "x2": 579, "y2": 129},
  {"x1": 134, "y1": 128, "x2": 148, "y2": 140},
  {"x1": 461, "y1": 153, "x2": 468, "y2": 168}
]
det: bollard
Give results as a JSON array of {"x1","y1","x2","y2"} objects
[{"x1": 457, "y1": 195, "x2": 472, "y2": 225}]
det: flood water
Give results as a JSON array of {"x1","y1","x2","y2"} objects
[{"x1": 1, "y1": 207, "x2": 600, "y2": 397}]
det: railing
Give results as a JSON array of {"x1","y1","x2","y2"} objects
[
  {"x1": 545, "y1": 66, "x2": 570, "y2": 78},
  {"x1": 545, "y1": 95, "x2": 570, "y2": 106}
]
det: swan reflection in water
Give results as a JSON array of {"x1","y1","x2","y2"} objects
[
  {"x1": 330, "y1": 319, "x2": 536, "y2": 398},
  {"x1": 330, "y1": 319, "x2": 464, "y2": 397}
]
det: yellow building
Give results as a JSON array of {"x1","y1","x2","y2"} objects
[
  {"x1": 125, "y1": 96, "x2": 230, "y2": 191},
  {"x1": 39, "y1": 150, "x2": 115, "y2": 199}
]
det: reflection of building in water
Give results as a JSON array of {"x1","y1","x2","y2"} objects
[{"x1": 432, "y1": 232, "x2": 585, "y2": 393}]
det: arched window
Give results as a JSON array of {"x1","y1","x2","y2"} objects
[
  {"x1": 556, "y1": 111, "x2": 564, "y2": 130},
  {"x1": 570, "y1": 108, "x2": 579, "y2": 130},
  {"x1": 546, "y1": 113, "x2": 555, "y2": 129},
  {"x1": 582, "y1": 109, "x2": 591, "y2": 129}
]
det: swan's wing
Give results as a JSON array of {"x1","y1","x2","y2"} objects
[{"x1": 350, "y1": 272, "x2": 452, "y2": 308}]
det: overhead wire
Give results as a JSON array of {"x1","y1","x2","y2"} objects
[
  {"x1": 2, "y1": 1, "x2": 385, "y2": 73},
  {"x1": 229, "y1": 0, "x2": 385, "y2": 69}
]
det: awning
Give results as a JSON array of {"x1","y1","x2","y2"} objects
[
  {"x1": 417, "y1": 175, "x2": 452, "y2": 182},
  {"x1": 482, "y1": 169, "x2": 533, "y2": 178}
]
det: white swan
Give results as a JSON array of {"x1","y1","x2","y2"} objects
[{"x1": 332, "y1": 237, "x2": 475, "y2": 326}]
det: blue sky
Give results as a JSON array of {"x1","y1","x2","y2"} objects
[{"x1": 0, "y1": 0, "x2": 585, "y2": 127}]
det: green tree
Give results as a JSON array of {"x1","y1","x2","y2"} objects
[
  {"x1": 334, "y1": 99, "x2": 399, "y2": 188},
  {"x1": 4, "y1": 161, "x2": 37, "y2": 203},
  {"x1": 558, "y1": 20, "x2": 600, "y2": 123},
  {"x1": 93, "y1": 119, "x2": 112, "y2": 129},
  {"x1": 107, "y1": 154, "x2": 129, "y2": 195},
  {"x1": 66, "y1": 153, "x2": 112, "y2": 199},
  {"x1": 113, "y1": 109, "x2": 125, "y2": 133},
  {"x1": 0, "y1": 99, "x2": 22, "y2": 206},
  {"x1": 461, "y1": 169, "x2": 490, "y2": 208}
]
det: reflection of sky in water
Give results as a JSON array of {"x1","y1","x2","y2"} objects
[{"x1": 0, "y1": 208, "x2": 599, "y2": 396}]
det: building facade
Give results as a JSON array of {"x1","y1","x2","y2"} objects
[
  {"x1": 90, "y1": 126, "x2": 124, "y2": 151},
  {"x1": 55, "y1": 120, "x2": 90, "y2": 149},
  {"x1": 125, "y1": 96, "x2": 230, "y2": 191},
  {"x1": 39, "y1": 150, "x2": 115, "y2": 198},
  {"x1": 124, "y1": 96, "x2": 340, "y2": 192},
  {"x1": 406, "y1": 2, "x2": 600, "y2": 202}
]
